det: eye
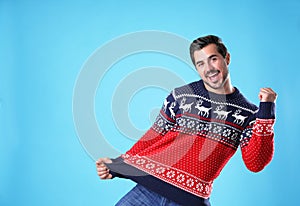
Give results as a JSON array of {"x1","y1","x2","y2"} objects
[
  {"x1": 211, "y1": 57, "x2": 218, "y2": 62},
  {"x1": 197, "y1": 62, "x2": 204, "y2": 68}
]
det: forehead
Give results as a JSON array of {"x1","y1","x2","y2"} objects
[{"x1": 193, "y1": 44, "x2": 220, "y2": 61}]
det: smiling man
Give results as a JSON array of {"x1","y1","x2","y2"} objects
[
  {"x1": 96, "y1": 35, "x2": 277, "y2": 206},
  {"x1": 193, "y1": 43, "x2": 232, "y2": 94}
]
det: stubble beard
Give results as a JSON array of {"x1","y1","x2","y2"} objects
[{"x1": 204, "y1": 69, "x2": 229, "y2": 92}]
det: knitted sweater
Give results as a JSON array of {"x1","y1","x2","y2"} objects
[{"x1": 107, "y1": 80, "x2": 275, "y2": 205}]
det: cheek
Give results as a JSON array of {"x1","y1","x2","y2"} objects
[
  {"x1": 196, "y1": 68, "x2": 205, "y2": 78},
  {"x1": 215, "y1": 61, "x2": 227, "y2": 72}
]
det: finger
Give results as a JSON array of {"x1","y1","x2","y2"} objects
[
  {"x1": 101, "y1": 157, "x2": 112, "y2": 164},
  {"x1": 258, "y1": 91, "x2": 264, "y2": 100},
  {"x1": 96, "y1": 157, "x2": 112, "y2": 165},
  {"x1": 96, "y1": 164, "x2": 105, "y2": 170},
  {"x1": 100, "y1": 173, "x2": 112, "y2": 179},
  {"x1": 99, "y1": 173, "x2": 109, "y2": 179},
  {"x1": 260, "y1": 88, "x2": 277, "y2": 99},
  {"x1": 98, "y1": 171, "x2": 109, "y2": 176},
  {"x1": 97, "y1": 166, "x2": 109, "y2": 172},
  {"x1": 96, "y1": 160, "x2": 106, "y2": 165},
  {"x1": 260, "y1": 88, "x2": 276, "y2": 94},
  {"x1": 96, "y1": 163, "x2": 108, "y2": 169},
  {"x1": 96, "y1": 161, "x2": 109, "y2": 168},
  {"x1": 260, "y1": 88, "x2": 271, "y2": 94},
  {"x1": 259, "y1": 89, "x2": 277, "y2": 102},
  {"x1": 96, "y1": 160, "x2": 103, "y2": 165},
  {"x1": 97, "y1": 168, "x2": 107, "y2": 173},
  {"x1": 96, "y1": 162, "x2": 106, "y2": 167}
]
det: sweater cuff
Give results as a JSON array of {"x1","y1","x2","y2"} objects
[
  {"x1": 256, "y1": 102, "x2": 276, "y2": 119},
  {"x1": 105, "y1": 156, "x2": 125, "y2": 179}
]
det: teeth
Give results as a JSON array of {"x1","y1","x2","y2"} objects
[{"x1": 207, "y1": 72, "x2": 219, "y2": 77}]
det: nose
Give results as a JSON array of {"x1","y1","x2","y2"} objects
[{"x1": 206, "y1": 60, "x2": 214, "y2": 71}]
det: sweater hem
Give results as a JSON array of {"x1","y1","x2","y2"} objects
[
  {"x1": 106, "y1": 157, "x2": 211, "y2": 206},
  {"x1": 122, "y1": 154, "x2": 213, "y2": 199}
]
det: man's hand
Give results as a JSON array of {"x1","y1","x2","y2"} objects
[
  {"x1": 96, "y1": 157, "x2": 113, "y2": 180},
  {"x1": 258, "y1": 88, "x2": 277, "y2": 102}
]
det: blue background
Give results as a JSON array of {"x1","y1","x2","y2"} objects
[{"x1": 1, "y1": 0, "x2": 300, "y2": 205}]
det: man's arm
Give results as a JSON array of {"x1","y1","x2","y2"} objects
[{"x1": 240, "y1": 88, "x2": 277, "y2": 172}]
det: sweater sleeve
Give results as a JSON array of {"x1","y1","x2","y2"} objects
[
  {"x1": 240, "y1": 102, "x2": 276, "y2": 172},
  {"x1": 125, "y1": 91, "x2": 180, "y2": 156}
]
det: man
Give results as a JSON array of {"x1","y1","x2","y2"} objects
[{"x1": 96, "y1": 35, "x2": 277, "y2": 206}]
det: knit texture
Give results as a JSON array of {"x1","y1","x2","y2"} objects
[{"x1": 118, "y1": 80, "x2": 275, "y2": 199}]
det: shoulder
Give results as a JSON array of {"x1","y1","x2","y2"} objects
[
  {"x1": 172, "y1": 80, "x2": 203, "y2": 99},
  {"x1": 233, "y1": 89, "x2": 258, "y2": 113}
]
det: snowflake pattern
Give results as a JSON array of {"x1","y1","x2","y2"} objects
[
  {"x1": 196, "y1": 123, "x2": 205, "y2": 131},
  {"x1": 265, "y1": 124, "x2": 274, "y2": 133},
  {"x1": 166, "y1": 170, "x2": 176, "y2": 179},
  {"x1": 177, "y1": 118, "x2": 186, "y2": 127},
  {"x1": 176, "y1": 174, "x2": 185, "y2": 183},
  {"x1": 196, "y1": 182, "x2": 204, "y2": 192},
  {"x1": 187, "y1": 120, "x2": 195, "y2": 128},
  {"x1": 129, "y1": 92, "x2": 275, "y2": 199},
  {"x1": 136, "y1": 159, "x2": 146, "y2": 165},
  {"x1": 204, "y1": 123, "x2": 213, "y2": 132},
  {"x1": 155, "y1": 167, "x2": 166, "y2": 174},
  {"x1": 123, "y1": 155, "x2": 213, "y2": 199},
  {"x1": 152, "y1": 114, "x2": 175, "y2": 134},
  {"x1": 154, "y1": 114, "x2": 246, "y2": 148},
  {"x1": 213, "y1": 125, "x2": 222, "y2": 134},
  {"x1": 186, "y1": 178, "x2": 195, "y2": 187},
  {"x1": 145, "y1": 163, "x2": 155, "y2": 170},
  {"x1": 222, "y1": 128, "x2": 231, "y2": 137},
  {"x1": 157, "y1": 119, "x2": 164, "y2": 127}
]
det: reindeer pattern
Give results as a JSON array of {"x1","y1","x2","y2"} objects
[
  {"x1": 173, "y1": 97, "x2": 250, "y2": 126},
  {"x1": 179, "y1": 97, "x2": 194, "y2": 113},
  {"x1": 195, "y1": 99, "x2": 212, "y2": 118},
  {"x1": 232, "y1": 109, "x2": 248, "y2": 125},
  {"x1": 168, "y1": 102, "x2": 176, "y2": 119},
  {"x1": 213, "y1": 105, "x2": 232, "y2": 120},
  {"x1": 163, "y1": 98, "x2": 170, "y2": 112}
]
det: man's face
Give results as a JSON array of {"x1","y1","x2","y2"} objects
[{"x1": 193, "y1": 44, "x2": 230, "y2": 93}]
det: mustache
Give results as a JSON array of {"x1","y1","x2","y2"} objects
[{"x1": 205, "y1": 69, "x2": 220, "y2": 77}]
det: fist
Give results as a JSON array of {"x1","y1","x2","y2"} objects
[
  {"x1": 96, "y1": 157, "x2": 113, "y2": 180},
  {"x1": 258, "y1": 88, "x2": 277, "y2": 102}
]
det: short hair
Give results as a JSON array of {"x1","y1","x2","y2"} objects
[{"x1": 189, "y1": 35, "x2": 228, "y2": 65}]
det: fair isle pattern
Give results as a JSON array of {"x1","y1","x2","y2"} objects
[
  {"x1": 153, "y1": 112, "x2": 243, "y2": 149},
  {"x1": 253, "y1": 119, "x2": 275, "y2": 135},
  {"x1": 123, "y1": 80, "x2": 275, "y2": 199},
  {"x1": 122, "y1": 154, "x2": 213, "y2": 199},
  {"x1": 240, "y1": 118, "x2": 275, "y2": 147},
  {"x1": 152, "y1": 111, "x2": 175, "y2": 136},
  {"x1": 172, "y1": 91, "x2": 258, "y2": 114}
]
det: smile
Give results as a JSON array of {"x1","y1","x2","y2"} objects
[{"x1": 206, "y1": 70, "x2": 220, "y2": 78}]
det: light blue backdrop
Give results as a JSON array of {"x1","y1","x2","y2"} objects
[{"x1": 1, "y1": 0, "x2": 299, "y2": 205}]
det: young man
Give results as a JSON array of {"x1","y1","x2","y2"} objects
[{"x1": 96, "y1": 35, "x2": 277, "y2": 206}]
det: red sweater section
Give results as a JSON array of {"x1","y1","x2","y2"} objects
[
  {"x1": 120, "y1": 80, "x2": 276, "y2": 199},
  {"x1": 241, "y1": 118, "x2": 275, "y2": 172},
  {"x1": 123, "y1": 118, "x2": 274, "y2": 198}
]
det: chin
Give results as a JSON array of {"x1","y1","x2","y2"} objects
[
  {"x1": 206, "y1": 80, "x2": 227, "y2": 91},
  {"x1": 208, "y1": 81, "x2": 222, "y2": 88}
]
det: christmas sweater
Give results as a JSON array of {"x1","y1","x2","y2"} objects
[{"x1": 107, "y1": 80, "x2": 275, "y2": 205}]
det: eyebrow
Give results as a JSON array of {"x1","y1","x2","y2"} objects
[{"x1": 195, "y1": 54, "x2": 218, "y2": 65}]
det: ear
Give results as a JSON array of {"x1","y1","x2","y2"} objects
[{"x1": 225, "y1": 52, "x2": 230, "y2": 65}]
